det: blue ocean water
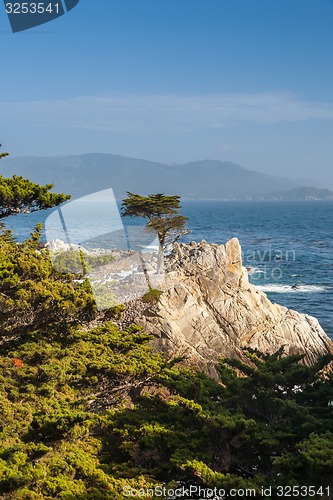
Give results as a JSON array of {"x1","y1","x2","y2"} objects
[{"x1": 4, "y1": 201, "x2": 333, "y2": 339}]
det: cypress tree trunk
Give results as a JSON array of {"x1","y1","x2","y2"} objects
[{"x1": 157, "y1": 235, "x2": 165, "y2": 274}]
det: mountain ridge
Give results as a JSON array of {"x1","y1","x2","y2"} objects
[
  {"x1": 1, "y1": 152, "x2": 324, "y2": 200},
  {"x1": 253, "y1": 186, "x2": 333, "y2": 201}
]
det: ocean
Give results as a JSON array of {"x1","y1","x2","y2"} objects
[{"x1": 4, "y1": 200, "x2": 333, "y2": 339}]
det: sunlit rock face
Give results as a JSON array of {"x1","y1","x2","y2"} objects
[{"x1": 137, "y1": 238, "x2": 332, "y2": 373}]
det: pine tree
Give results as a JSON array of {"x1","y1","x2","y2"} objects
[
  {"x1": 121, "y1": 192, "x2": 189, "y2": 251},
  {"x1": 0, "y1": 145, "x2": 70, "y2": 219}
]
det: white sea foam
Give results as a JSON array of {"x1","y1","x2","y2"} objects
[
  {"x1": 139, "y1": 244, "x2": 159, "y2": 252},
  {"x1": 247, "y1": 267, "x2": 265, "y2": 275},
  {"x1": 257, "y1": 284, "x2": 327, "y2": 294}
]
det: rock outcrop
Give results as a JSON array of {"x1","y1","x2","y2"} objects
[{"x1": 137, "y1": 239, "x2": 332, "y2": 372}]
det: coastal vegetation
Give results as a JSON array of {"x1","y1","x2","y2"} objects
[
  {"x1": 0, "y1": 149, "x2": 70, "y2": 220},
  {"x1": 121, "y1": 192, "x2": 189, "y2": 251},
  {"x1": 1, "y1": 149, "x2": 333, "y2": 498}
]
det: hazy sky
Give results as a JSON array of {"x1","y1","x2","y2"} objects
[{"x1": 1, "y1": 0, "x2": 333, "y2": 187}]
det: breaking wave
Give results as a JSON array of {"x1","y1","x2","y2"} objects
[{"x1": 257, "y1": 284, "x2": 328, "y2": 294}]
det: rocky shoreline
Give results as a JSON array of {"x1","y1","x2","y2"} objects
[
  {"x1": 137, "y1": 238, "x2": 333, "y2": 371},
  {"x1": 46, "y1": 237, "x2": 333, "y2": 372}
]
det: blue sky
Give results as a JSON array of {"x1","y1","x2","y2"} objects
[{"x1": 1, "y1": 0, "x2": 333, "y2": 186}]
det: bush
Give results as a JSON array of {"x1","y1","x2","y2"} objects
[{"x1": 141, "y1": 288, "x2": 162, "y2": 304}]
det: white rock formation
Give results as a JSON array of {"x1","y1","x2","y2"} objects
[
  {"x1": 137, "y1": 239, "x2": 332, "y2": 371},
  {"x1": 45, "y1": 239, "x2": 81, "y2": 252}
]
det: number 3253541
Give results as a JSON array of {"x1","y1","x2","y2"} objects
[{"x1": 5, "y1": 3, "x2": 60, "y2": 14}]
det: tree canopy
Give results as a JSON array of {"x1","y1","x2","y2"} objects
[
  {"x1": 1, "y1": 247, "x2": 333, "y2": 500},
  {"x1": 1, "y1": 222, "x2": 333, "y2": 497},
  {"x1": 121, "y1": 192, "x2": 189, "y2": 250},
  {"x1": 1, "y1": 158, "x2": 333, "y2": 498},
  {"x1": 0, "y1": 145, "x2": 9, "y2": 160},
  {"x1": 0, "y1": 147, "x2": 70, "y2": 219}
]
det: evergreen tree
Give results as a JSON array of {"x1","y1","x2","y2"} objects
[
  {"x1": 1, "y1": 151, "x2": 333, "y2": 498},
  {"x1": 121, "y1": 192, "x2": 189, "y2": 251},
  {"x1": 0, "y1": 144, "x2": 9, "y2": 160},
  {"x1": 0, "y1": 146, "x2": 70, "y2": 219},
  {"x1": 104, "y1": 349, "x2": 333, "y2": 496}
]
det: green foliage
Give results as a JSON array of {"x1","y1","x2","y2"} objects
[
  {"x1": 0, "y1": 318, "x2": 166, "y2": 498},
  {"x1": 104, "y1": 304, "x2": 125, "y2": 321},
  {"x1": 0, "y1": 146, "x2": 70, "y2": 219},
  {"x1": 121, "y1": 192, "x2": 189, "y2": 250},
  {"x1": 0, "y1": 226, "x2": 97, "y2": 338},
  {"x1": 102, "y1": 349, "x2": 333, "y2": 495},
  {"x1": 142, "y1": 288, "x2": 162, "y2": 304},
  {"x1": 51, "y1": 250, "x2": 115, "y2": 277},
  {"x1": 2, "y1": 225, "x2": 333, "y2": 497},
  {"x1": 0, "y1": 145, "x2": 9, "y2": 161},
  {"x1": 2, "y1": 164, "x2": 333, "y2": 497},
  {"x1": 0, "y1": 174, "x2": 71, "y2": 219}
]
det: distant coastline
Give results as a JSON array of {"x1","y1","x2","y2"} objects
[
  {"x1": 177, "y1": 198, "x2": 333, "y2": 202},
  {"x1": 4, "y1": 153, "x2": 332, "y2": 201}
]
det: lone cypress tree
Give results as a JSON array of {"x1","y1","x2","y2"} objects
[
  {"x1": 0, "y1": 145, "x2": 70, "y2": 219},
  {"x1": 121, "y1": 192, "x2": 189, "y2": 251}
]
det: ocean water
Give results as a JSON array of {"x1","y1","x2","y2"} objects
[{"x1": 4, "y1": 201, "x2": 333, "y2": 339}]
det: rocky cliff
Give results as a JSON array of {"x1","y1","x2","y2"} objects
[{"x1": 137, "y1": 239, "x2": 332, "y2": 373}]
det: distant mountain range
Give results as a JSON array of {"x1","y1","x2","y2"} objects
[
  {"x1": 1, "y1": 153, "x2": 332, "y2": 201},
  {"x1": 253, "y1": 186, "x2": 333, "y2": 201}
]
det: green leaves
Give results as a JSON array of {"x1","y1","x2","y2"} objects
[
  {"x1": 0, "y1": 147, "x2": 70, "y2": 219},
  {"x1": 0, "y1": 174, "x2": 70, "y2": 219},
  {"x1": 121, "y1": 192, "x2": 189, "y2": 249},
  {"x1": 0, "y1": 146, "x2": 9, "y2": 161},
  {"x1": 1, "y1": 158, "x2": 333, "y2": 496},
  {"x1": 0, "y1": 227, "x2": 98, "y2": 339},
  {"x1": 0, "y1": 318, "x2": 167, "y2": 497},
  {"x1": 122, "y1": 193, "x2": 183, "y2": 218},
  {"x1": 101, "y1": 349, "x2": 333, "y2": 493}
]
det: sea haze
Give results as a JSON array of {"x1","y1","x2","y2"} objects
[
  {"x1": 5, "y1": 200, "x2": 333, "y2": 339},
  {"x1": 1, "y1": 154, "x2": 296, "y2": 200}
]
